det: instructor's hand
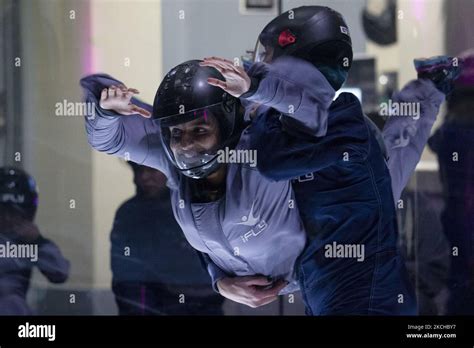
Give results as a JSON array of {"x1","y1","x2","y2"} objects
[
  {"x1": 217, "y1": 276, "x2": 288, "y2": 308},
  {"x1": 200, "y1": 57, "x2": 251, "y2": 98},
  {"x1": 99, "y1": 84, "x2": 151, "y2": 118}
]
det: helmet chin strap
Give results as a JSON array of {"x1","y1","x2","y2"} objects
[{"x1": 313, "y1": 64, "x2": 348, "y2": 91}]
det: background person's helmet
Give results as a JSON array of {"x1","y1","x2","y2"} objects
[
  {"x1": 0, "y1": 167, "x2": 39, "y2": 221},
  {"x1": 456, "y1": 48, "x2": 474, "y2": 88},
  {"x1": 254, "y1": 6, "x2": 353, "y2": 89},
  {"x1": 152, "y1": 60, "x2": 244, "y2": 179},
  {"x1": 447, "y1": 48, "x2": 474, "y2": 119}
]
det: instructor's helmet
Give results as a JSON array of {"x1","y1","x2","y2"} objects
[
  {"x1": 0, "y1": 167, "x2": 39, "y2": 221},
  {"x1": 254, "y1": 6, "x2": 353, "y2": 90},
  {"x1": 152, "y1": 60, "x2": 244, "y2": 179}
]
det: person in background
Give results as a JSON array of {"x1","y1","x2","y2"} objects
[
  {"x1": 110, "y1": 162, "x2": 224, "y2": 315},
  {"x1": 0, "y1": 167, "x2": 70, "y2": 315},
  {"x1": 428, "y1": 48, "x2": 474, "y2": 314}
]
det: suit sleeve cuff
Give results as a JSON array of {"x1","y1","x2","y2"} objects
[
  {"x1": 207, "y1": 262, "x2": 229, "y2": 293},
  {"x1": 240, "y1": 77, "x2": 259, "y2": 100}
]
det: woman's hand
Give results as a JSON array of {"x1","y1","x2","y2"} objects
[
  {"x1": 99, "y1": 84, "x2": 151, "y2": 118},
  {"x1": 200, "y1": 57, "x2": 251, "y2": 97}
]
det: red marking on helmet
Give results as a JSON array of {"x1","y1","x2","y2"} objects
[{"x1": 278, "y1": 29, "x2": 296, "y2": 48}]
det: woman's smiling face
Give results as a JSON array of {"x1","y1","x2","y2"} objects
[{"x1": 168, "y1": 113, "x2": 221, "y2": 161}]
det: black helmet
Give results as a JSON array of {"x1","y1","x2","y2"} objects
[
  {"x1": 254, "y1": 6, "x2": 353, "y2": 87},
  {"x1": 0, "y1": 167, "x2": 39, "y2": 221},
  {"x1": 153, "y1": 60, "x2": 244, "y2": 179}
]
